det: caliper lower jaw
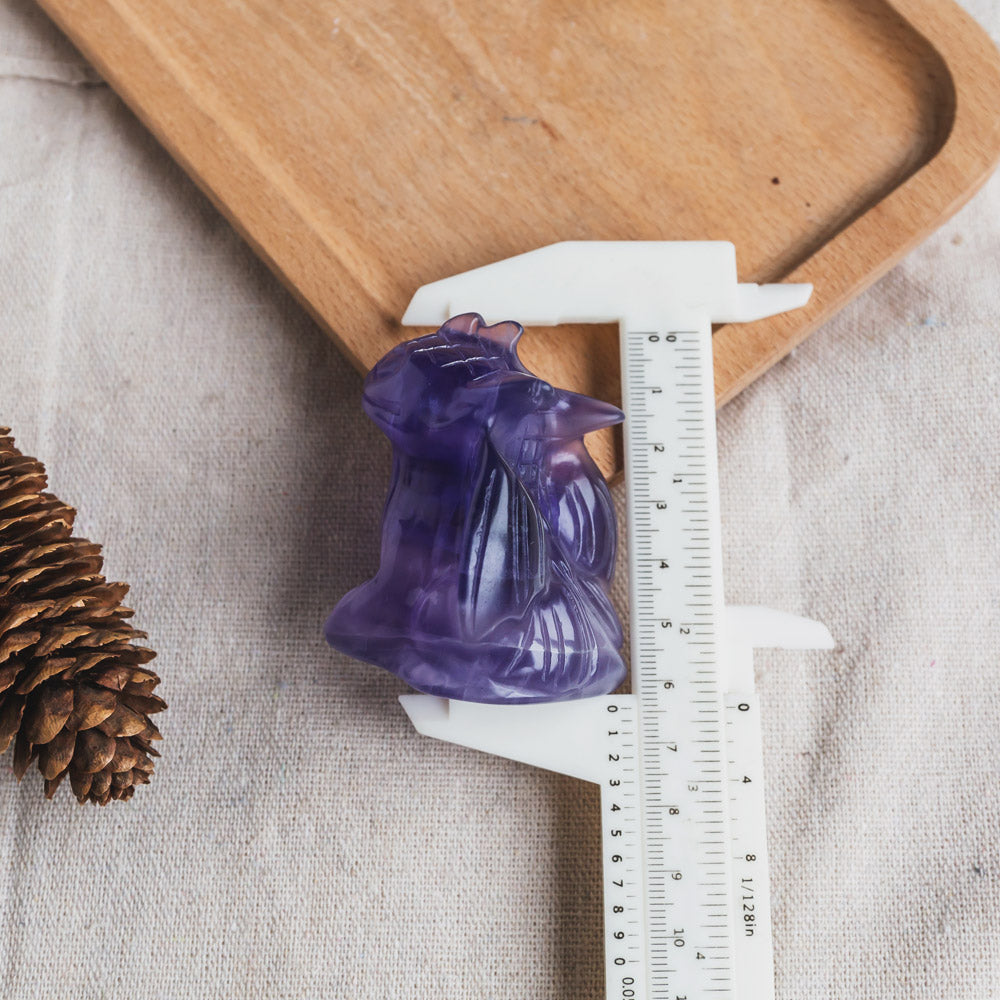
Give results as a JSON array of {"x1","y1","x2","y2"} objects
[{"x1": 399, "y1": 605, "x2": 833, "y2": 782}]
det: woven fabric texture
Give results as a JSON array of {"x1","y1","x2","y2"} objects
[{"x1": 1, "y1": 0, "x2": 999, "y2": 995}]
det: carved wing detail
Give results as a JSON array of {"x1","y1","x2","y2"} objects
[{"x1": 459, "y1": 440, "x2": 549, "y2": 638}]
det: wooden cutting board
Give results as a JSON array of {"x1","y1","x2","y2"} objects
[{"x1": 36, "y1": 0, "x2": 1000, "y2": 475}]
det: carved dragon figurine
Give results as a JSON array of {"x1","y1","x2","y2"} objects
[{"x1": 325, "y1": 313, "x2": 625, "y2": 703}]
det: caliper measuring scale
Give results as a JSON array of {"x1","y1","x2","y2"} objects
[{"x1": 399, "y1": 241, "x2": 834, "y2": 1000}]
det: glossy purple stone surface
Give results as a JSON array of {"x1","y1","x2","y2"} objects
[{"x1": 325, "y1": 313, "x2": 626, "y2": 703}]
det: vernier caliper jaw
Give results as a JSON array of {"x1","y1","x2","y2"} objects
[
  {"x1": 724, "y1": 605, "x2": 834, "y2": 693},
  {"x1": 399, "y1": 609, "x2": 833, "y2": 783},
  {"x1": 400, "y1": 694, "x2": 612, "y2": 783},
  {"x1": 401, "y1": 240, "x2": 812, "y2": 329}
]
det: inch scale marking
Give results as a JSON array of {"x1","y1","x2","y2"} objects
[{"x1": 397, "y1": 241, "x2": 833, "y2": 1000}]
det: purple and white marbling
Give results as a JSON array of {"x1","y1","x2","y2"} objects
[{"x1": 325, "y1": 313, "x2": 625, "y2": 703}]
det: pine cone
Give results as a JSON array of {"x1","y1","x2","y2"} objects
[{"x1": 0, "y1": 428, "x2": 164, "y2": 804}]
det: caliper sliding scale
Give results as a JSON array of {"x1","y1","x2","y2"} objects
[{"x1": 399, "y1": 242, "x2": 834, "y2": 1000}]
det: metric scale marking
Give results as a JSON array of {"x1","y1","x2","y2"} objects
[{"x1": 396, "y1": 241, "x2": 834, "y2": 1000}]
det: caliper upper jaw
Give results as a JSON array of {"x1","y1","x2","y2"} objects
[{"x1": 723, "y1": 605, "x2": 834, "y2": 693}]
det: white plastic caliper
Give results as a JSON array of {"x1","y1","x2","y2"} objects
[{"x1": 400, "y1": 242, "x2": 833, "y2": 1000}]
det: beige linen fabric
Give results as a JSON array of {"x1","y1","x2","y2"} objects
[{"x1": 2, "y1": 1, "x2": 1000, "y2": 996}]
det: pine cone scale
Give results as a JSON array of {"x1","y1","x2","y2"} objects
[
  {"x1": 12, "y1": 732, "x2": 35, "y2": 778},
  {"x1": 0, "y1": 695, "x2": 25, "y2": 752},
  {"x1": 21, "y1": 683, "x2": 74, "y2": 743},
  {"x1": 0, "y1": 663, "x2": 21, "y2": 695},
  {"x1": 14, "y1": 656, "x2": 75, "y2": 695},
  {"x1": 69, "y1": 770, "x2": 91, "y2": 800},
  {"x1": 0, "y1": 600, "x2": 53, "y2": 633},
  {"x1": 120, "y1": 691, "x2": 167, "y2": 715},
  {"x1": 33, "y1": 625, "x2": 94, "y2": 658},
  {"x1": 97, "y1": 703, "x2": 146, "y2": 738},
  {"x1": 44, "y1": 770, "x2": 67, "y2": 799},
  {"x1": 66, "y1": 684, "x2": 117, "y2": 730},
  {"x1": 89, "y1": 769, "x2": 112, "y2": 799},
  {"x1": 0, "y1": 474, "x2": 48, "y2": 500},
  {"x1": 109, "y1": 741, "x2": 140, "y2": 772},
  {"x1": 0, "y1": 630, "x2": 41, "y2": 665},
  {"x1": 38, "y1": 728, "x2": 75, "y2": 779},
  {"x1": 5, "y1": 541, "x2": 82, "y2": 572},
  {"x1": 91, "y1": 662, "x2": 157, "y2": 689},
  {"x1": 73, "y1": 729, "x2": 116, "y2": 773}
]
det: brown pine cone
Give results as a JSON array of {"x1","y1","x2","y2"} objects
[{"x1": 0, "y1": 428, "x2": 164, "y2": 804}]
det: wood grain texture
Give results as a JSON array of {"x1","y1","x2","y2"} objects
[{"x1": 34, "y1": 0, "x2": 1000, "y2": 476}]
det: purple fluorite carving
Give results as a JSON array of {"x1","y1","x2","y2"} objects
[{"x1": 325, "y1": 313, "x2": 625, "y2": 703}]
